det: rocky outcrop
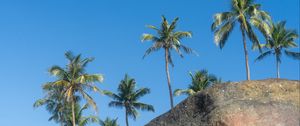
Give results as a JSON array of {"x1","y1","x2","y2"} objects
[{"x1": 146, "y1": 79, "x2": 300, "y2": 126}]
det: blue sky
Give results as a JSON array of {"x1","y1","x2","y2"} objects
[{"x1": 0, "y1": 0, "x2": 299, "y2": 126}]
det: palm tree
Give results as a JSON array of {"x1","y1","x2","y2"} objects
[
  {"x1": 44, "y1": 51, "x2": 104, "y2": 126},
  {"x1": 34, "y1": 84, "x2": 69, "y2": 126},
  {"x1": 174, "y1": 70, "x2": 219, "y2": 96},
  {"x1": 99, "y1": 117, "x2": 119, "y2": 126},
  {"x1": 255, "y1": 21, "x2": 299, "y2": 78},
  {"x1": 104, "y1": 74, "x2": 154, "y2": 126},
  {"x1": 65, "y1": 104, "x2": 100, "y2": 126},
  {"x1": 142, "y1": 16, "x2": 194, "y2": 108},
  {"x1": 211, "y1": 0, "x2": 271, "y2": 80}
]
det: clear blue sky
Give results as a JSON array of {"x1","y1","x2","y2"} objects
[{"x1": 0, "y1": 0, "x2": 299, "y2": 126}]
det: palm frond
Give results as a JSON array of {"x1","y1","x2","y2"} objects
[
  {"x1": 255, "y1": 50, "x2": 273, "y2": 62},
  {"x1": 79, "y1": 90, "x2": 97, "y2": 112},
  {"x1": 167, "y1": 49, "x2": 174, "y2": 67},
  {"x1": 174, "y1": 31, "x2": 192, "y2": 40},
  {"x1": 146, "y1": 25, "x2": 160, "y2": 32},
  {"x1": 132, "y1": 88, "x2": 150, "y2": 100},
  {"x1": 103, "y1": 90, "x2": 122, "y2": 101},
  {"x1": 76, "y1": 74, "x2": 104, "y2": 84},
  {"x1": 141, "y1": 34, "x2": 160, "y2": 42},
  {"x1": 169, "y1": 17, "x2": 179, "y2": 29},
  {"x1": 99, "y1": 117, "x2": 119, "y2": 126},
  {"x1": 214, "y1": 21, "x2": 235, "y2": 48},
  {"x1": 65, "y1": 51, "x2": 75, "y2": 61},
  {"x1": 33, "y1": 99, "x2": 47, "y2": 108},
  {"x1": 127, "y1": 108, "x2": 138, "y2": 120},
  {"x1": 285, "y1": 50, "x2": 300, "y2": 60},
  {"x1": 245, "y1": 21, "x2": 261, "y2": 51},
  {"x1": 250, "y1": 17, "x2": 271, "y2": 39},
  {"x1": 211, "y1": 12, "x2": 234, "y2": 31},
  {"x1": 132, "y1": 102, "x2": 155, "y2": 112},
  {"x1": 143, "y1": 45, "x2": 162, "y2": 59},
  {"x1": 49, "y1": 65, "x2": 67, "y2": 78},
  {"x1": 108, "y1": 101, "x2": 124, "y2": 109}
]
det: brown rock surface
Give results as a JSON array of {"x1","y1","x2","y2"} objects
[{"x1": 145, "y1": 79, "x2": 300, "y2": 126}]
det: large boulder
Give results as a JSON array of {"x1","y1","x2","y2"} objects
[{"x1": 146, "y1": 79, "x2": 300, "y2": 126}]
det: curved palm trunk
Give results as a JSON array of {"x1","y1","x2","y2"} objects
[
  {"x1": 125, "y1": 109, "x2": 129, "y2": 126},
  {"x1": 241, "y1": 28, "x2": 251, "y2": 81},
  {"x1": 165, "y1": 49, "x2": 174, "y2": 108},
  {"x1": 71, "y1": 98, "x2": 76, "y2": 126},
  {"x1": 276, "y1": 56, "x2": 280, "y2": 79}
]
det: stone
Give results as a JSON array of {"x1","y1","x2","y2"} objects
[{"x1": 145, "y1": 79, "x2": 300, "y2": 126}]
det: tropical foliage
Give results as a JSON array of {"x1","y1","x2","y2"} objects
[
  {"x1": 255, "y1": 21, "x2": 299, "y2": 78},
  {"x1": 174, "y1": 70, "x2": 220, "y2": 96},
  {"x1": 34, "y1": 51, "x2": 104, "y2": 126},
  {"x1": 34, "y1": 84, "x2": 70, "y2": 126},
  {"x1": 104, "y1": 74, "x2": 154, "y2": 126},
  {"x1": 65, "y1": 104, "x2": 100, "y2": 126},
  {"x1": 33, "y1": 1, "x2": 300, "y2": 126},
  {"x1": 142, "y1": 15, "x2": 194, "y2": 108},
  {"x1": 211, "y1": 0, "x2": 271, "y2": 80},
  {"x1": 99, "y1": 117, "x2": 119, "y2": 126}
]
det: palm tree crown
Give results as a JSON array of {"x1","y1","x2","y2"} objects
[
  {"x1": 65, "y1": 104, "x2": 100, "y2": 126},
  {"x1": 211, "y1": 0, "x2": 271, "y2": 80},
  {"x1": 34, "y1": 84, "x2": 70, "y2": 125},
  {"x1": 104, "y1": 74, "x2": 154, "y2": 126},
  {"x1": 174, "y1": 70, "x2": 219, "y2": 96},
  {"x1": 255, "y1": 21, "x2": 299, "y2": 78},
  {"x1": 142, "y1": 15, "x2": 194, "y2": 108},
  {"x1": 43, "y1": 51, "x2": 104, "y2": 126},
  {"x1": 99, "y1": 117, "x2": 119, "y2": 126}
]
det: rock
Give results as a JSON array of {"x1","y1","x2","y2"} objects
[{"x1": 145, "y1": 79, "x2": 300, "y2": 126}]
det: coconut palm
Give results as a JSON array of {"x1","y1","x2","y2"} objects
[
  {"x1": 34, "y1": 84, "x2": 70, "y2": 126},
  {"x1": 211, "y1": 0, "x2": 271, "y2": 80},
  {"x1": 104, "y1": 74, "x2": 154, "y2": 126},
  {"x1": 44, "y1": 51, "x2": 104, "y2": 126},
  {"x1": 142, "y1": 16, "x2": 194, "y2": 108},
  {"x1": 65, "y1": 104, "x2": 100, "y2": 126},
  {"x1": 174, "y1": 70, "x2": 219, "y2": 96},
  {"x1": 99, "y1": 117, "x2": 119, "y2": 126},
  {"x1": 255, "y1": 21, "x2": 299, "y2": 78}
]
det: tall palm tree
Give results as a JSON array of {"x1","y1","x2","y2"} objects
[
  {"x1": 65, "y1": 104, "x2": 100, "y2": 126},
  {"x1": 211, "y1": 0, "x2": 271, "y2": 80},
  {"x1": 44, "y1": 51, "x2": 104, "y2": 126},
  {"x1": 142, "y1": 16, "x2": 193, "y2": 108},
  {"x1": 255, "y1": 21, "x2": 299, "y2": 78},
  {"x1": 99, "y1": 117, "x2": 119, "y2": 126},
  {"x1": 104, "y1": 74, "x2": 155, "y2": 126},
  {"x1": 174, "y1": 70, "x2": 219, "y2": 96}
]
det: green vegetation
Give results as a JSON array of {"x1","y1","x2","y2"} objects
[
  {"x1": 99, "y1": 117, "x2": 119, "y2": 126},
  {"x1": 174, "y1": 70, "x2": 220, "y2": 96},
  {"x1": 255, "y1": 21, "x2": 300, "y2": 78},
  {"x1": 65, "y1": 104, "x2": 100, "y2": 126},
  {"x1": 34, "y1": 1, "x2": 299, "y2": 126},
  {"x1": 34, "y1": 83, "x2": 70, "y2": 126},
  {"x1": 104, "y1": 74, "x2": 154, "y2": 126},
  {"x1": 211, "y1": 0, "x2": 271, "y2": 80},
  {"x1": 141, "y1": 16, "x2": 194, "y2": 108},
  {"x1": 34, "y1": 51, "x2": 104, "y2": 126}
]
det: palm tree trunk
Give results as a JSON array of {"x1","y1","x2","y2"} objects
[
  {"x1": 71, "y1": 98, "x2": 76, "y2": 126},
  {"x1": 165, "y1": 49, "x2": 174, "y2": 108},
  {"x1": 125, "y1": 109, "x2": 129, "y2": 126},
  {"x1": 241, "y1": 28, "x2": 251, "y2": 81},
  {"x1": 60, "y1": 119, "x2": 64, "y2": 126},
  {"x1": 276, "y1": 56, "x2": 280, "y2": 79}
]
